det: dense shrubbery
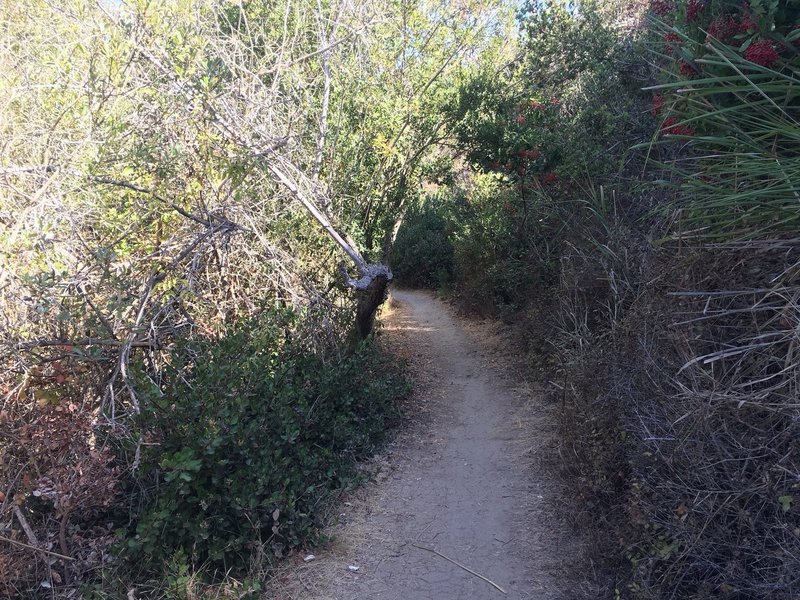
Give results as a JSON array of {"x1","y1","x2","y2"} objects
[
  {"x1": 392, "y1": 174, "x2": 555, "y2": 314},
  {"x1": 445, "y1": 174, "x2": 554, "y2": 315},
  {"x1": 128, "y1": 311, "x2": 408, "y2": 570},
  {"x1": 391, "y1": 200, "x2": 454, "y2": 288}
]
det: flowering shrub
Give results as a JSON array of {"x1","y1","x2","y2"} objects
[
  {"x1": 542, "y1": 171, "x2": 558, "y2": 185},
  {"x1": 651, "y1": 0, "x2": 798, "y2": 81},
  {"x1": 649, "y1": 0, "x2": 800, "y2": 148},
  {"x1": 651, "y1": 0, "x2": 674, "y2": 17},
  {"x1": 705, "y1": 15, "x2": 737, "y2": 42},
  {"x1": 662, "y1": 31, "x2": 681, "y2": 53},
  {"x1": 651, "y1": 93, "x2": 665, "y2": 116},
  {"x1": 678, "y1": 60, "x2": 698, "y2": 77},
  {"x1": 685, "y1": 0, "x2": 705, "y2": 23}
]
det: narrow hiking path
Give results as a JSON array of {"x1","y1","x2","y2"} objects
[{"x1": 267, "y1": 289, "x2": 586, "y2": 599}]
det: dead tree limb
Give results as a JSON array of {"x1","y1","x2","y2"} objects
[
  {"x1": 119, "y1": 11, "x2": 393, "y2": 338},
  {"x1": 268, "y1": 159, "x2": 392, "y2": 339}
]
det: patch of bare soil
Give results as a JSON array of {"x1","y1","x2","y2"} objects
[{"x1": 263, "y1": 289, "x2": 588, "y2": 599}]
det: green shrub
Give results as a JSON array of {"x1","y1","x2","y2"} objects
[
  {"x1": 126, "y1": 310, "x2": 408, "y2": 571},
  {"x1": 390, "y1": 199, "x2": 454, "y2": 288}
]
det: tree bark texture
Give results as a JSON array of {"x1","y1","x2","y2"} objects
[{"x1": 355, "y1": 274, "x2": 390, "y2": 340}]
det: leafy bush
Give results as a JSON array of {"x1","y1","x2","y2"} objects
[
  {"x1": 126, "y1": 310, "x2": 408, "y2": 571},
  {"x1": 446, "y1": 175, "x2": 543, "y2": 314},
  {"x1": 443, "y1": 0, "x2": 650, "y2": 319},
  {"x1": 391, "y1": 199, "x2": 454, "y2": 288}
]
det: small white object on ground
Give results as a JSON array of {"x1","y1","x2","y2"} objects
[
  {"x1": 348, "y1": 565, "x2": 360, "y2": 571},
  {"x1": 303, "y1": 554, "x2": 315, "y2": 562}
]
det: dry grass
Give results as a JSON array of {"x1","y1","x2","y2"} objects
[{"x1": 550, "y1": 227, "x2": 800, "y2": 599}]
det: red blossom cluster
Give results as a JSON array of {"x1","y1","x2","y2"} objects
[
  {"x1": 651, "y1": 0, "x2": 674, "y2": 17},
  {"x1": 663, "y1": 31, "x2": 681, "y2": 54},
  {"x1": 518, "y1": 147, "x2": 542, "y2": 161},
  {"x1": 661, "y1": 116, "x2": 696, "y2": 136},
  {"x1": 744, "y1": 39, "x2": 780, "y2": 67},
  {"x1": 542, "y1": 172, "x2": 557, "y2": 185},
  {"x1": 652, "y1": 94, "x2": 665, "y2": 116},
  {"x1": 706, "y1": 15, "x2": 737, "y2": 43},
  {"x1": 738, "y1": 12, "x2": 757, "y2": 33},
  {"x1": 514, "y1": 113, "x2": 527, "y2": 125},
  {"x1": 679, "y1": 60, "x2": 699, "y2": 78},
  {"x1": 686, "y1": 0, "x2": 705, "y2": 23}
]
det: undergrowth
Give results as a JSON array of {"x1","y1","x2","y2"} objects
[
  {"x1": 125, "y1": 311, "x2": 408, "y2": 572},
  {"x1": 3, "y1": 308, "x2": 408, "y2": 598}
]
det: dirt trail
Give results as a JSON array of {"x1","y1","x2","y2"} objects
[{"x1": 269, "y1": 289, "x2": 584, "y2": 599}]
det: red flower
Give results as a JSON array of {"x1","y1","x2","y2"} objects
[
  {"x1": 679, "y1": 60, "x2": 699, "y2": 78},
  {"x1": 706, "y1": 16, "x2": 737, "y2": 43},
  {"x1": 515, "y1": 114, "x2": 527, "y2": 125},
  {"x1": 686, "y1": 0, "x2": 704, "y2": 23},
  {"x1": 651, "y1": 94, "x2": 665, "y2": 116},
  {"x1": 673, "y1": 125, "x2": 696, "y2": 136},
  {"x1": 738, "y1": 13, "x2": 757, "y2": 33},
  {"x1": 650, "y1": 0, "x2": 674, "y2": 16},
  {"x1": 542, "y1": 172, "x2": 557, "y2": 185},
  {"x1": 663, "y1": 32, "x2": 681, "y2": 54},
  {"x1": 661, "y1": 116, "x2": 696, "y2": 136},
  {"x1": 526, "y1": 148, "x2": 542, "y2": 161},
  {"x1": 744, "y1": 39, "x2": 780, "y2": 67}
]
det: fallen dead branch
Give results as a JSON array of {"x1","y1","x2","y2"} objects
[
  {"x1": 0, "y1": 534, "x2": 75, "y2": 562},
  {"x1": 410, "y1": 541, "x2": 508, "y2": 594}
]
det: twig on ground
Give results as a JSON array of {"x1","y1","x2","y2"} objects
[
  {"x1": 410, "y1": 542, "x2": 508, "y2": 594},
  {"x1": 13, "y1": 506, "x2": 38, "y2": 546},
  {"x1": 0, "y1": 534, "x2": 75, "y2": 562}
]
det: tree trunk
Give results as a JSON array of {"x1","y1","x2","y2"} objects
[{"x1": 355, "y1": 273, "x2": 390, "y2": 340}]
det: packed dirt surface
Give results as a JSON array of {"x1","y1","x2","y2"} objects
[{"x1": 266, "y1": 289, "x2": 585, "y2": 599}]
